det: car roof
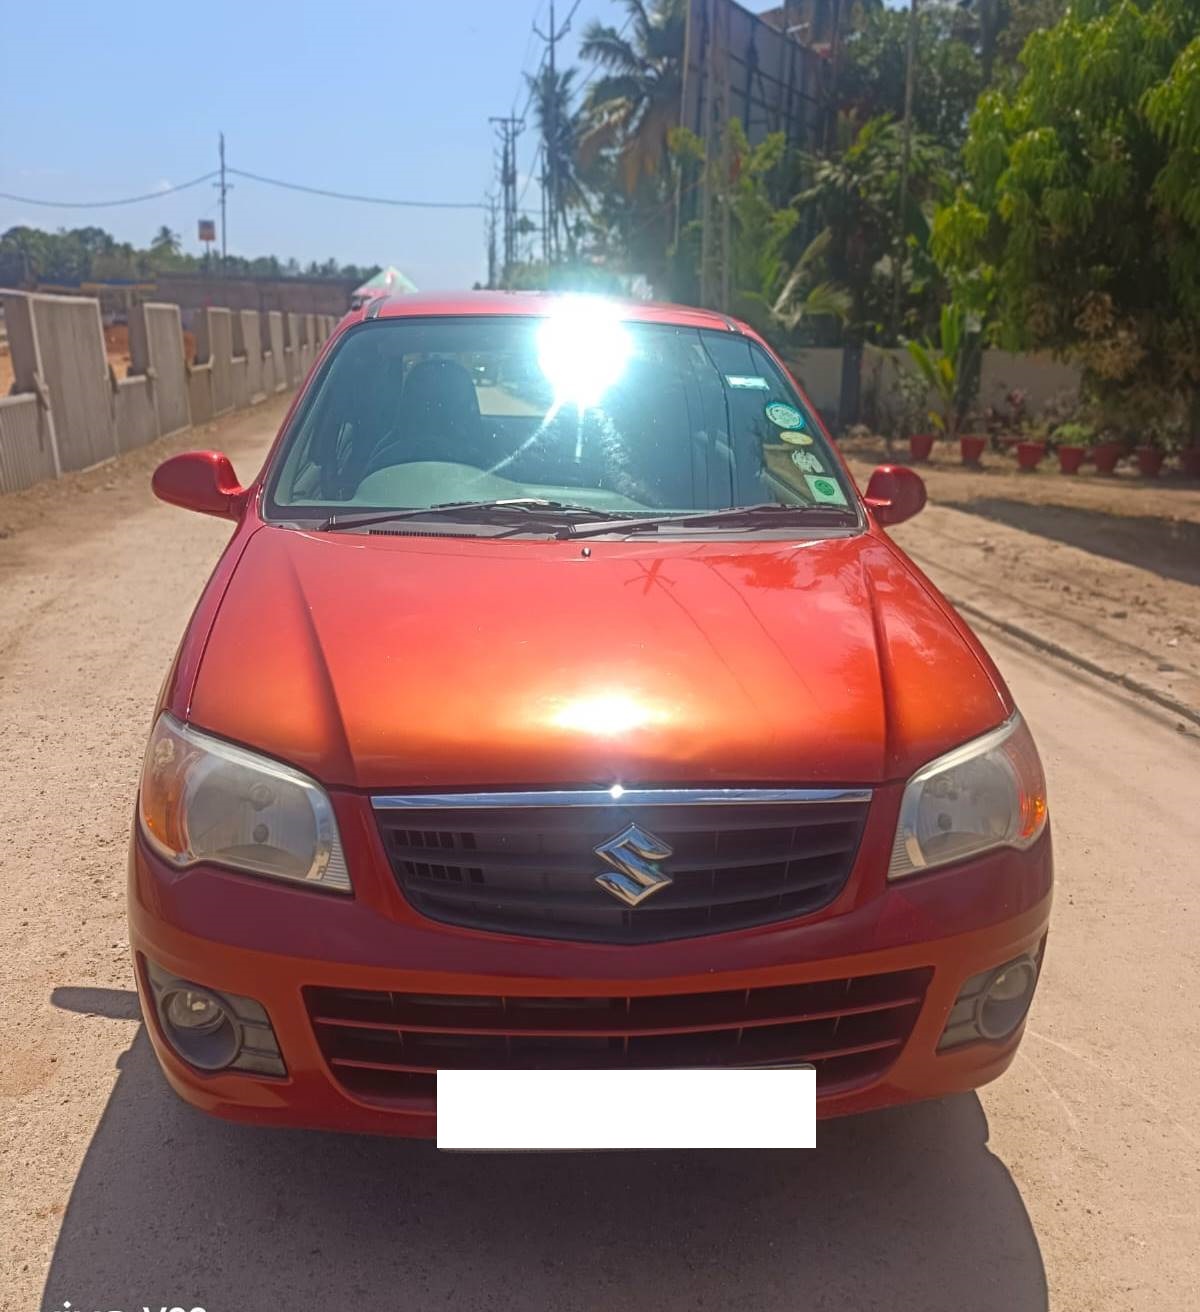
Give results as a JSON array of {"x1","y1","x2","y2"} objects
[{"x1": 341, "y1": 289, "x2": 748, "y2": 334}]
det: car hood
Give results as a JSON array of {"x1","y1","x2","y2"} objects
[{"x1": 186, "y1": 526, "x2": 1008, "y2": 790}]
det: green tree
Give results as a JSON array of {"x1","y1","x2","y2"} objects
[
  {"x1": 578, "y1": 0, "x2": 686, "y2": 194},
  {"x1": 667, "y1": 122, "x2": 849, "y2": 342},
  {"x1": 150, "y1": 225, "x2": 181, "y2": 255},
  {"x1": 527, "y1": 64, "x2": 588, "y2": 258},
  {"x1": 794, "y1": 116, "x2": 952, "y2": 423},
  {"x1": 838, "y1": 0, "x2": 982, "y2": 153},
  {"x1": 0, "y1": 226, "x2": 49, "y2": 287},
  {"x1": 934, "y1": 0, "x2": 1200, "y2": 440}
]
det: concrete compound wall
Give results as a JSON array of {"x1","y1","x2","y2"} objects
[
  {"x1": 285, "y1": 313, "x2": 301, "y2": 386},
  {"x1": 0, "y1": 393, "x2": 57, "y2": 492},
  {"x1": 153, "y1": 273, "x2": 355, "y2": 317},
  {"x1": 188, "y1": 362, "x2": 215, "y2": 425},
  {"x1": 4, "y1": 291, "x2": 117, "y2": 473},
  {"x1": 0, "y1": 287, "x2": 317, "y2": 496},
  {"x1": 239, "y1": 310, "x2": 264, "y2": 401},
  {"x1": 197, "y1": 307, "x2": 235, "y2": 416},
  {"x1": 128, "y1": 302, "x2": 191, "y2": 438},
  {"x1": 787, "y1": 346, "x2": 1082, "y2": 431},
  {"x1": 265, "y1": 312, "x2": 286, "y2": 392}
]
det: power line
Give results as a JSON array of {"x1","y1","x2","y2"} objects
[
  {"x1": 0, "y1": 171, "x2": 218, "y2": 209},
  {"x1": 490, "y1": 114, "x2": 525, "y2": 271},
  {"x1": 226, "y1": 166, "x2": 492, "y2": 211},
  {"x1": 532, "y1": 0, "x2": 585, "y2": 264},
  {"x1": 518, "y1": 142, "x2": 544, "y2": 210},
  {"x1": 512, "y1": 0, "x2": 549, "y2": 114}
]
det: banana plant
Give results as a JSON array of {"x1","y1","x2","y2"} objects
[{"x1": 904, "y1": 303, "x2": 982, "y2": 441}]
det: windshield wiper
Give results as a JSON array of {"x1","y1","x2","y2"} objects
[
  {"x1": 556, "y1": 501, "x2": 858, "y2": 540},
  {"x1": 319, "y1": 499, "x2": 611, "y2": 532}
]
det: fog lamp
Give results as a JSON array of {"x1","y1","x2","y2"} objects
[
  {"x1": 163, "y1": 986, "x2": 227, "y2": 1034},
  {"x1": 144, "y1": 957, "x2": 285, "y2": 1076},
  {"x1": 977, "y1": 958, "x2": 1038, "y2": 1040},
  {"x1": 937, "y1": 945, "x2": 1044, "y2": 1050},
  {"x1": 158, "y1": 984, "x2": 240, "y2": 1070}
]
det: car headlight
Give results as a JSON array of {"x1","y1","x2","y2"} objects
[
  {"x1": 888, "y1": 713, "x2": 1047, "y2": 879},
  {"x1": 138, "y1": 712, "x2": 351, "y2": 892}
]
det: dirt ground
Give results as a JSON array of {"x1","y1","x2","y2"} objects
[
  {"x1": 842, "y1": 434, "x2": 1200, "y2": 717},
  {"x1": 0, "y1": 404, "x2": 1198, "y2": 1310}
]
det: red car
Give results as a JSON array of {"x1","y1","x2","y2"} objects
[{"x1": 131, "y1": 292, "x2": 1051, "y2": 1138}]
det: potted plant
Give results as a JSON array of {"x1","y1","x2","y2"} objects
[
  {"x1": 984, "y1": 388, "x2": 1027, "y2": 453},
  {"x1": 892, "y1": 360, "x2": 935, "y2": 462},
  {"x1": 1092, "y1": 436, "x2": 1124, "y2": 474},
  {"x1": 904, "y1": 304, "x2": 982, "y2": 464},
  {"x1": 1012, "y1": 413, "x2": 1049, "y2": 471},
  {"x1": 1135, "y1": 433, "x2": 1166, "y2": 478},
  {"x1": 959, "y1": 429, "x2": 987, "y2": 465},
  {"x1": 1051, "y1": 421, "x2": 1094, "y2": 475},
  {"x1": 1015, "y1": 435, "x2": 1046, "y2": 471}
]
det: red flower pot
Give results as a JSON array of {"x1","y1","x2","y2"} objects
[
  {"x1": 1057, "y1": 445, "x2": 1086, "y2": 475},
  {"x1": 1015, "y1": 440, "x2": 1046, "y2": 471},
  {"x1": 1135, "y1": 446, "x2": 1164, "y2": 478},
  {"x1": 960, "y1": 435, "x2": 986, "y2": 465},
  {"x1": 1093, "y1": 441, "x2": 1123, "y2": 474},
  {"x1": 909, "y1": 432, "x2": 935, "y2": 462},
  {"x1": 1181, "y1": 446, "x2": 1200, "y2": 478}
]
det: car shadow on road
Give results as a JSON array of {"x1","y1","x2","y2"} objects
[
  {"x1": 939, "y1": 495, "x2": 1200, "y2": 587},
  {"x1": 43, "y1": 992, "x2": 1047, "y2": 1312}
]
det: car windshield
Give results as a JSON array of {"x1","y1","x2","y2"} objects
[{"x1": 266, "y1": 308, "x2": 856, "y2": 524}]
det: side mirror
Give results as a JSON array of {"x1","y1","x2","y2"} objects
[
  {"x1": 864, "y1": 464, "x2": 927, "y2": 527},
  {"x1": 152, "y1": 451, "x2": 248, "y2": 520}
]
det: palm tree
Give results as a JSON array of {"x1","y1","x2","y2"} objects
[
  {"x1": 578, "y1": 0, "x2": 687, "y2": 195},
  {"x1": 150, "y1": 225, "x2": 181, "y2": 254},
  {"x1": 526, "y1": 65, "x2": 588, "y2": 260}
]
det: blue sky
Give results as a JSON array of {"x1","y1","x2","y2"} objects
[{"x1": 0, "y1": 0, "x2": 779, "y2": 289}]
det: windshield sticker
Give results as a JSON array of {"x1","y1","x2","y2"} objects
[
  {"x1": 779, "y1": 429, "x2": 814, "y2": 446},
  {"x1": 727, "y1": 374, "x2": 770, "y2": 389},
  {"x1": 791, "y1": 450, "x2": 824, "y2": 474},
  {"x1": 765, "y1": 401, "x2": 804, "y2": 429},
  {"x1": 805, "y1": 474, "x2": 849, "y2": 506}
]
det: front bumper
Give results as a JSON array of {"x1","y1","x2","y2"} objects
[{"x1": 128, "y1": 785, "x2": 1052, "y2": 1138}]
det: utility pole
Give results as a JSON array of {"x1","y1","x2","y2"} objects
[
  {"x1": 891, "y1": 0, "x2": 918, "y2": 341},
  {"x1": 719, "y1": 14, "x2": 732, "y2": 314},
  {"x1": 699, "y1": 0, "x2": 715, "y2": 307},
  {"x1": 485, "y1": 194, "x2": 499, "y2": 289},
  {"x1": 825, "y1": 0, "x2": 844, "y2": 154},
  {"x1": 215, "y1": 131, "x2": 232, "y2": 273},
  {"x1": 533, "y1": 0, "x2": 575, "y2": 265},
  {"x1": 489, "y1": 115, "x2": 523, "y2": 278}
]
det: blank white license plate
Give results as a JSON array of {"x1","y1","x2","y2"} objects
[{"x1": 436, "y1": 1067, "x2": 816, "y2": 1150}]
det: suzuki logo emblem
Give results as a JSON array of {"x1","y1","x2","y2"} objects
[{"x1": 594, "y1": 823, "x2": 674, "y2": 907}]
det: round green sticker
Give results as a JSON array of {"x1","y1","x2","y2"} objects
[{"x1": 765, "y1": 401, "x2": 804, "y2": 430}]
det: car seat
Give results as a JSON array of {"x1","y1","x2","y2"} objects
[{"x1": 363, "y1": 358, "x2": 485, "y2": 475}]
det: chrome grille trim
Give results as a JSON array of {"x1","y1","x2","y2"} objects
[{"x1": 371, "y1": 787, "x2": 872, "y2": 810}]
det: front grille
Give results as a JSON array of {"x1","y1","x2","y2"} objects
[
  {"x1": 374, "y1": 794, "x2": 869, "y2": 943},
  {"x1": 306, "y1": 968, "x2": 931, "y2": 1110}
]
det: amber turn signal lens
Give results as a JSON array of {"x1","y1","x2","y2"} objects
[{"x1": 138, "y1": 714, "x2": 194, "y2": 859}]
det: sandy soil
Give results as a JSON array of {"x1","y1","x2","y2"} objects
[
  {"x1": 0, "y1": 406, "x2": 1198, "y2": 1310},
  {"x1": 843, "y1": 438, "x2": 1200, "y2": 716}
]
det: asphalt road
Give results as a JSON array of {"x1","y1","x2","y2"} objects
[{"x1": 1, "y1": 397, "x2": 1197, "y2": 1312}]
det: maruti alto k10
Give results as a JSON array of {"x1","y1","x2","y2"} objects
[{"x1": 130, "y1": 292, "x2": 1051, "y2": 1138}]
